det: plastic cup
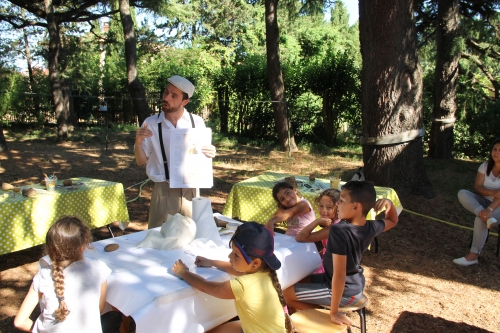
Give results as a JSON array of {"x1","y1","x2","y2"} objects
[
  {"x1": 330, "y1": 177, "x2": 341, "y2": 190},
  {"x1": 45, "y1": 177, "x2": 57, "y2": 191}
]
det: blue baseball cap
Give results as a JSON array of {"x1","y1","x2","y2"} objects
[{"x1": 232, "y1": 222, "x2": 281, "y2": 271}]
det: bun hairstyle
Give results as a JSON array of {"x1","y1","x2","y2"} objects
[{"x1": 45, "y1": 216, "x2": 92, "y2": 321}]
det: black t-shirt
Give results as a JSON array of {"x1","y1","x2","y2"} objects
[{"x1": 323, "y1": 219, "x2": 385, "y2": 297}]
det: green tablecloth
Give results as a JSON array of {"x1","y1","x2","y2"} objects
[
  {"x1": 0, "y1": 177, "x2": 129, "y2": 255},
  {"x1": 222, "y1": 172, "x2": 403, "y2": 224}
]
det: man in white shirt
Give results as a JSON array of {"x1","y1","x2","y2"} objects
[{"x1": 135, "y1": 76, "x2": 216, "y2": 229}]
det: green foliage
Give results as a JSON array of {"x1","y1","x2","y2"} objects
[
  {"x1": 0, "y1": 0, "x2": 364, "y2": 151},
  {"x1": 0, "y1": 70, "x2": 27, "y2": 121}
]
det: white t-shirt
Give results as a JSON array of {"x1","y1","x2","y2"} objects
[
  {"x1": 478, "y1": 162, "x2": 500, "y2": 201},
  {"x1": 139, "y1": 110, "x2": 206, "y2": 183},
  {"x1": 32, "y1": 257, "x2": 111, "y2": 333}
]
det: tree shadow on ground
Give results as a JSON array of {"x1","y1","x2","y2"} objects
[
  {"x1": 363, "y1": 209, "x2": 500, "y2": 290},
  {"x1": 390, "y1": 311, "x2": 494, "y2": 333}
]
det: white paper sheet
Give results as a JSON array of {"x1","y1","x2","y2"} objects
[{"x1": 169, "y1": 128, "x2": 213, "y2": 188}]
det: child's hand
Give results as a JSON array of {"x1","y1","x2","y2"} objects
[
  {"x1": 194, "y1": 256, "x2": 212, "y2": 267},
  {"x1": 374, "y1": 198, "x2": 392, "y2": 214},
  {"x1": 330, "y1": 311, "x2": 352, "y2": 327},
  {"x1": 172, "y1": 259, "x2": 189, "y2": 277},
  {"x1": 317, "y1": 218, "x2": 332, "y2": 228}
]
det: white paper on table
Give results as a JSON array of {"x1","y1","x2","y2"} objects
[
  {"x1": 169, "y1": 128, "x2": 213, "y2": 188},
  {"x1": 212, "y1": 213, "x2": 243, "y2": 225}
]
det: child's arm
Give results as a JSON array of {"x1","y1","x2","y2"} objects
[
  {"x1": 266, "y1": 201, "x2": 311, "y2": 230},
  {"x1": 374, "y1": 198, "x2": 398, "y2": 232},
  {"x1": 195, "y1": 256, "x2": 245, "y2": 276},
  {"x1": 99, "y1": 281, "x2": 107, "y2": 313},
  {"x1": 14, "y1": 283, "x2": 41, "y2": 332},
  {"x1": 329, "y1": 254, "x2": 352, "y2": 328},
  {"x1": 172, "y1": 260, "x2": 235, "y2": 299},
  {"x1": 295, "y1": 218, "x2": 331, "y2": 243}
]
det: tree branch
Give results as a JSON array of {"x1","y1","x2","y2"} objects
[
  {"x1": 0, "y1": 14, "x2": 47, "y2": 28},
  {"x1": 461, "y1": 52, "x2": 500, "y2": 99},
  {"x1": 4, "y1": 0, "x2": 47, "y2": 19},
  {"x1": 466, "y1": 38, "x2": 500, "y2": 61}
]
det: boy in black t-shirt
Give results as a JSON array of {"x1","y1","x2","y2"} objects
[{"x1": 283, "y1": 181, "x2": 398, "y2": 329}]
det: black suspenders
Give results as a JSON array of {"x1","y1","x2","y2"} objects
[{"x1": 158, "y1": 112, "x2": 195, "y2": 180}]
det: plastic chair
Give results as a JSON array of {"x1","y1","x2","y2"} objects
[
  {"x1": 290, "y1": 308, "x2": 347, "y2": 333},
  {"x1": 322, "y1": 293, "x2": 369, "y2": 333}
]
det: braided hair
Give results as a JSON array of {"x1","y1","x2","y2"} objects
[
  {"x1": 45, "y1": 216, "x2": 92, "y2": 322},
  {"x1": 262, "y1": 264, "x2": 296, "y2": 333}
]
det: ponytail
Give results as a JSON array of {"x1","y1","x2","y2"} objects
[{"x1": 52, "y1": 261, "x2": 70, "y2": 321}]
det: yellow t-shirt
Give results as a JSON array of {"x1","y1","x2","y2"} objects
[{"x1": 230, "y1": 271, "x2": 286, "y2": 333}]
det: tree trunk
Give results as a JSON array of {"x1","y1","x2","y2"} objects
[
  {"x1": 359, "y1": 0, "x2": 434, "y2": 198},
  {"x1": 119, "y1": 0, "x2": 150, "y2": 125},
  {"x1": 264, "y1": 0, "x2": 298, "y2": 152},
  {"x1": 218, "y1": 87, "x2": 229, "y2": 133},
  {"x1": 44, "y1": 0, "x2": 69, "y2": 140},
  {"x1": 429, "y1": 0, "x2": 460, "y2": 159},
  {"x1": 23, "y1": 23, "x2": 42, "y2": 120},
  {"x1": 322, "y1": 90, "x2": 338, "y2": 146},
  {"x1": 0, "y1": 123, "x2": 8, "y2": 152},
  {"x1": 62, "y1": 78, "x2": 78, "y2": 128},
  {"x1": 23, "y1": 25, "x2": 34, "y2": 91}
]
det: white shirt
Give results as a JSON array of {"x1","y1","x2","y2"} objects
[
  {"x1": 478, "y1": 161, "x2": 500, "y2": 201},
  {"x1": 139, "y1": 109, "x2": 206, "y2": 182},
  {"x1": 33, "y1": 257, "x2": 111, "y2": 333}
]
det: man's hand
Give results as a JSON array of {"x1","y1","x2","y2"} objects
[
  {"x1": 330, "y1": 311, "x2": 352, "y2": 327},
  {"x1": 202, "y1": 145, "x2": 216, "y2": 158},
  {"x1": 135, "y1": 122, "x2": 153, "y2": 144}
]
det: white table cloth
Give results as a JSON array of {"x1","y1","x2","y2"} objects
[{"x1": 85, "y1": 217, "x2": 322, "y2": 333}]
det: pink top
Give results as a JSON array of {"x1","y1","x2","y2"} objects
[
  {"x1": 285, "y1": 198, "x2": 316, "y2": 237},
  {"x1": 314, "y1": 218, "x2": 341, "y2": 274}
]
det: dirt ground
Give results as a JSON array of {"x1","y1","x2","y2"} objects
[{"x1": 0, "y1": 132, "x2": 499, "y2": 333}]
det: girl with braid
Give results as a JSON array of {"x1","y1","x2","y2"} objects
[
  {"x1": 173, "y1": 222, "x2": 293, "y2": 333},
  {"x1": 14, "y1": 217, "x2": 121, "y2": 333}
]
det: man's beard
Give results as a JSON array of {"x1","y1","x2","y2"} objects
[{"x1": 162, "y1": 101, "x2": 182, "y2": 113}]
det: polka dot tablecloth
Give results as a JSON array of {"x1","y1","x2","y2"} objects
[
  {"x1": 222, "y1": 172, "x2": 403, "y2": 224},
  {"x1": 0, "y1": 177, "x2": 130, "y2": 255}
]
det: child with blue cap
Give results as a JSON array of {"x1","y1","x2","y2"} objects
[{"x1": 172, "y1": 222, "x2": 293, "y2": 333}]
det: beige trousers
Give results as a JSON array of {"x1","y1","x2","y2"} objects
[{"x1": 148, "y1": 181, "x2": 195, "y2": 229}]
